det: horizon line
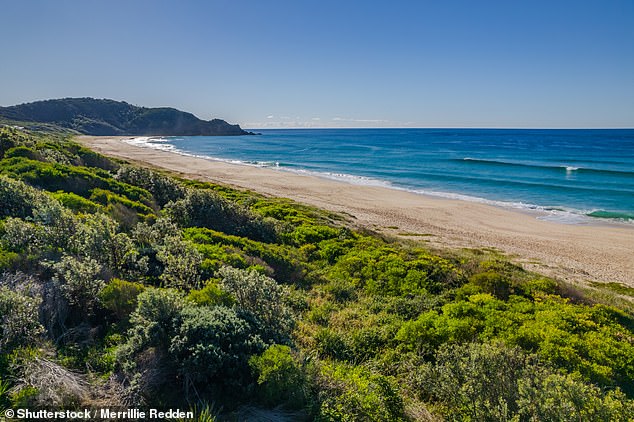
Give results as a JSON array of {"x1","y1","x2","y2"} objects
[{"x1": 245, "y1": 126, "x2": 634, "y2": 130}]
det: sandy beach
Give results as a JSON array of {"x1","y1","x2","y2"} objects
[{"x1": 78, "y1": 136, "x2": 634, "y2": 287}]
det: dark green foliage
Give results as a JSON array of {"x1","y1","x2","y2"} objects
[
  {"x1": 115, "y1": 165, "x2": 185, "y2": 206},
  {"x1": 169, "y1": 305, "x2": 264, "y2": 385},
  {"x1": 516, "y1": 368, "x2": 634, "y2": 420},
  {"x1": 119, "y1": 288, "x2": 266, "y2": 402},
  {"x1": 71, "y1": 213, "x2": 146, "y2": 279},
  {"x1": 90, "y1": 188, "x2": 155, "y2": 216},
  {"x1": 52, "y1": 254, "x2": 104, "y2": 314},
  {"x1": 219, "y1": 266, "x2": 294, "y2": 344},
  {"x1": 127, "y1": 287, "x2": 185, "y2": 349},
  {"x1": 167, "y1": 189, "x2": 277, "y2": 242},
  {"x1": 1, "y1": 203, "x2": 78, "y2": 257},
  {"x1": 4, "y1": 145, "x2": 41, "y2": 160},
  {"x1": 469, "y1": 271, "x2": 513, "y2": 299},
  {"x1": 72, "y1": 145, "x2": 119, "y2": 171},
  {"x1": 315, "y1": 328, "x2": 352, "y2": 361},
  {"x1": 156, "y1": 235, "x2": 203, "y2": 289},
  {"x1": 0, "y1": 248, "x2": 19, "y2": 271},
  {"x1": 0, "y1": 97, "x2": 250, "y2": 136},
  {"x1": 0, "y1": 378, "x2": 10, "y2": 410},
  {"x1": 0, "y1": 175, "x2": 53, "y2": 219}
]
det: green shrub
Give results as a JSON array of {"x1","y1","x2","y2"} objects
[
  {"x1": 0, "y1": 378, "x2": 10, "y2": 410},
  {"x1": 52, "y1": 255, "x2": 104, "y2": 314},
  {"x1": 124, "y1": 287, "x2": 185, "y2": 353},
  {"x1": 522, "y1": 277, "x2": 558, "y2": 296},
  {"x1": 1, "y1": 156, "x2": 153, "y2": 209},
  {"x1": 115, "y1": 165, "x2": 185, "y2": 206},
  {"x1": 0, "y1": 127, "x2": 28, "y2": 158},
  {"x1": 396, "y1": 292, "x2": 634, "y2": 393},
  {"x1": 186, "y1": 281, "x2": 234, "y2": 307},
  {"x1": 517, "y1": 370, "x2": 634, "y2": 420},
  {"x1": 409, "y1": 342, "x2": 634, "y2": 421},
  {"x1": 73, "y1": 146, "x2": 118, "y2": 171},
  {"x1": 10, "y1": 386, "x2": 39, "y2": 408},
  {"x1": 316, "y1": 238, "x2": 355, "y2": 264},
  {"x1": 250, "y1": 344, "x2": 307, "y2": 407},
  {"x1": 185, "y1": 227, "x2": 305, "y2": 283},
  {"x1": 307, "y1": 302, "x2": 337, "y2": 326},
  {"x1": 317, "y1": 363, "x2": 404, "y2": 421},
  {"x1": 121, "y1": 287, "x2": 267, "y2": 399},
  {"x1": 315, "y1": 328, "x2": 352, "y2": 361},
  {"x1": 250, "y1": 200, "x2": 315, "y2": 224},
  {"x1": 218, "y1": 266, "x2": 294, "y2": 343},
  {"x1": 166, "y1": 189, "x2": 277, "y2": 242},
  {"x1": 4, "y1": 146, "x2": 41, "y2": 160},
  {"x1": 286, "y1": 224, "x2": 340, "y2": 246},
  {"x1": 469, "y1": 270, "x2": 513, "y2": 299},
  {"x1": 323, "y1": 278, "x2": 357, "y2": 303},
  {"x1": 169, "y1": 305, "x2": 264, "y2": 386},
  {"x1": 0, "y1": 175, "x2": 53, "y2": 219},
  {"x1": 0, "y1": 248, "x2": 19, "y2": 270},
  {"x1": 156, "y1": 235, "x2": 203, "y2": 289},
  {"x1": 328, "y1": 240, "x2": 462, "y2": 296},
  {"x1": 195, "y1": 243, "x2": 248, "y2": 275},
  {"x1": 90, "y1": 188, "x2": 154, "y2": 215},
  {"x1": 99, "y1": 279, "x2": 145, "y2": 320},
  {"x1": 50, "y1": 191, "x2": 102, "y2": 213},
  {"x1": 0, "y1": 286, "x2": 44, "y2": 353}
]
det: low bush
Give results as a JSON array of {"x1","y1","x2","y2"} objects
[
  {"x1": 0, "y1": 286, "x2": 43, "y2": 353},
  {"x1": 249, "y1": 344, "x2": 307, "y2": 408},
  {"x1": 99, "y1": 279, "x2": 145, "y2": 321}
]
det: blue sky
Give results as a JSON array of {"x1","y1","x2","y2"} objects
[{"x1": 1, "y1": 0, "x2": 633, "y2": 128}]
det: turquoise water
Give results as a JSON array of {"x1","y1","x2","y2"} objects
[{"x1": 128, "y1": 129, "x2": 634, "y2": 224}]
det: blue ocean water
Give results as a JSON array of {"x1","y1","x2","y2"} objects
[{"x1": 129, "y1": 129, "x2": 634, "y2": 224}]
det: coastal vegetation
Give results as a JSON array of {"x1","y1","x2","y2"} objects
[{"x1": 1, "y1": 126, "x2": 633, "y2": 420}]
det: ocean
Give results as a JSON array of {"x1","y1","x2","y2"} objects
[{"x1": 126, "y1": 128, "x2": 634, "y2": 224}]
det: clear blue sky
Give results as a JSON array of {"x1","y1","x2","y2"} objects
[{"x1": 1, "y1": 0, "x2": 633, "y2": 128}]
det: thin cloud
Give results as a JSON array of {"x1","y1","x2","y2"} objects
[{"x1": 332, "y1": 117, "x2": 390, "y2": 123}]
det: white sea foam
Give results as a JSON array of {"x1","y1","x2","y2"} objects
[
  {"x1": 121, "y1": 137, "x2": 632, "y2": 226},
  {"x1": 283, "y1": 168, "x2": 394, "y2": 188}
]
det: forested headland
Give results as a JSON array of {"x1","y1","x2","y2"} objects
[
  {"x1": 1, "y1": 126, "x2": 633, "y2": 421},
  {"x1": 0, "y1": 98, "x2": 250, "y2": 136}
]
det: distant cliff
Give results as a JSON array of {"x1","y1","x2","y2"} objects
[{"x1": 0, "y1": 98, "x2": 251, "y2": 136}]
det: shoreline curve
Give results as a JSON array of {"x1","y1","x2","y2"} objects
[{"x1": 77, "y1": 135, "x2": 634, "y2": 287}]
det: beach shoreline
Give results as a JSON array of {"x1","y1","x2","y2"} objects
[{"x1": 78, "y1": 135, "x2": 634, "y2": 287}]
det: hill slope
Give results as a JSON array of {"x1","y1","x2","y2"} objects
[{"x1": 0, "y1": 98, "x2": 250, "y2": 136}]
